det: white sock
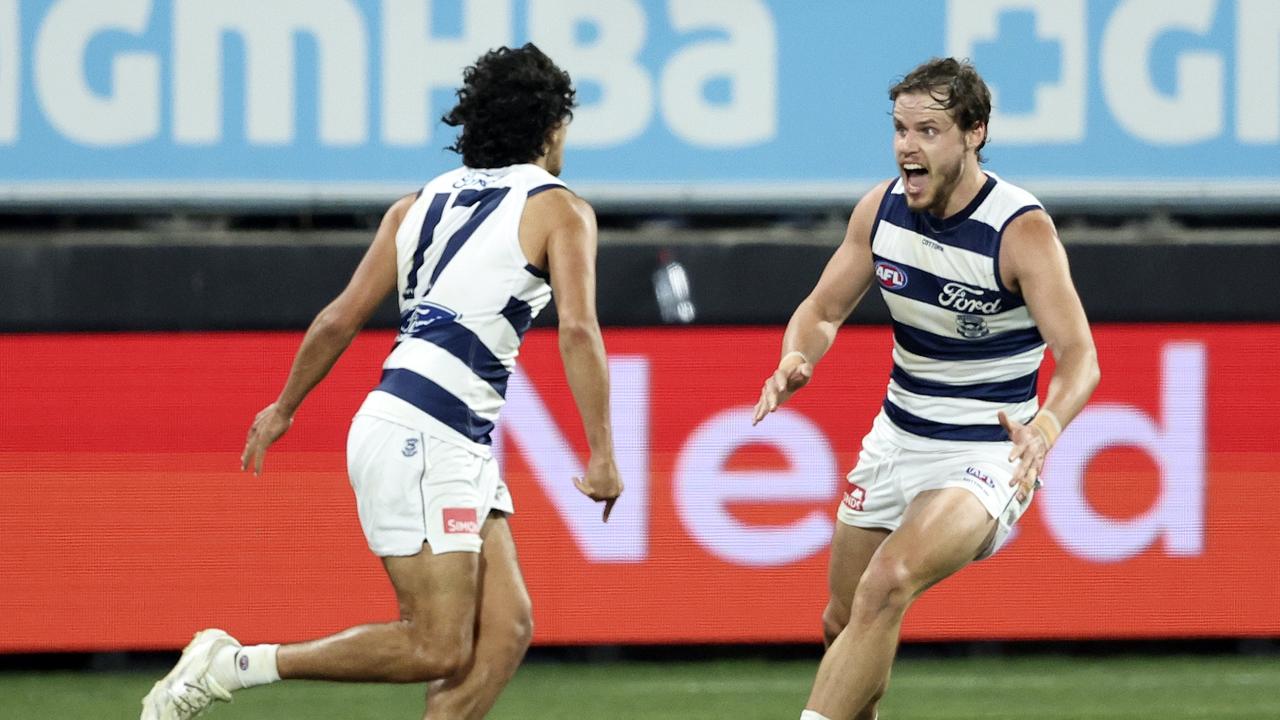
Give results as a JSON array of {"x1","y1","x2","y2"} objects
[
  {"x1": 211, "y1": 643, "x2": 281, "y2": 691},
  {"x1": 800, "y1": 711, "x2": 833, "y2": 720}
]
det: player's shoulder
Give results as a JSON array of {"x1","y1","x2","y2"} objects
[
  {"x1": 1002, "y1": 206, "x2": 1058, "y2": 247},
  {"x1": 846, "y1": 178, "x2": 898, "y2": 238},
  {"x1": 389, "y1": 191, "x2": 418, "y2": 213},
  {"x1": 383, "y1": 192, "x2": 419, "y2": 227},
  {"x1": 853, "y1": 178, "x2": 899, "y2": 218},
  {"x1": 526, "y1": 180, "x2": 594, "y2": 230},
  {"x1": 859, "y1": 178, "x2": 898, "y2": 211},
  {"x1": 995, "y1": 177, "x2": 1040, "y2": 207},
  {"x1": 977, "y1": 172, "x2": 1047, "y2": 231},
  {"x1": 997, "y1": 180, "x2": 1060, "y2": 259}
]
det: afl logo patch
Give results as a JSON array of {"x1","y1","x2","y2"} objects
[{"x1": 875, "y1": 261, "x2": 908, "y2": 290}]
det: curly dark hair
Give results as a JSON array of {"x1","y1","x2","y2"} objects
[
  {"x1": 442, "y1": 44, "x2": 576, "y2": 169},
  {"x1": 889, "y1": 58, "x2": 992, "y2": 162}
]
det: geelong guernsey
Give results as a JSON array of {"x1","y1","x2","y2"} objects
[
  {"x1": 870, "y1": 172, "x2": 1046, "y2": 443},
  {"x1": 356, "y1": 164, "x2": 565, "y2": 455}
]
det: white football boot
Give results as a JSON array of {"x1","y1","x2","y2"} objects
[{"x1": 140, "y1": 629, "x2": 240, "y2": 720}]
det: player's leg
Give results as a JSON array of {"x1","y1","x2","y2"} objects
[
  {"x1": 822, "y1": 523, "x2": 890, "y2": 647},
  {"x1": 140, "y1": 546, "x2": 480, "y2": 720},
  {"x1": 804, "y1": 487, "x2": 996, "y2": 719},
  {"x1": 824, "y1": 524, "x2": 891, "y2": 720},
  {"x1": 141, "y1": 420, "x2": 491, "y2": 719},
  {"x1": 820, "y1": 421, "x2": 903, "y2": 719},
  {"x1": 276, "y1": 546, "x2": 480, "y2": 682},
  {"x1": 821, "y1": 522, "x2": 890, "y2": 720},
  {"x1": 826, "y1": 422, "x2": 899, "y2": 649},
  {"x1": 423, "y1": 513, "x2": 533, "y2": 720},
  {"x1": 279, "y1": 424, "x2": 488, "y2": 682}
]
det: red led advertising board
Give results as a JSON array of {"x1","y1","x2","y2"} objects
[{"x1": 1, "y1": 326, "x2": 1277, "y2": 651}]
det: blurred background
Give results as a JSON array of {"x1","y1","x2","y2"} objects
[{"x1": 2, "y1": 1, "x2": 1278, "y2": 718}]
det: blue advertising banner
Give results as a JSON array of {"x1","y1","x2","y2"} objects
[{"x1": 0, "y1": 0, "x2": 1276, "y2": 208}]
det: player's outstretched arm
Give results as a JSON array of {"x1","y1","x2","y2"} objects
[
  {"x1": 541, "y1": 190, "x2": 623, "y2": 522},
  {"x1": 997, "y1": 210, "x2": 1101, "y2": 497},
  {"x1": 752, "y1": 181, "x2": 889, "y2": 425},
  {"x1": 241, "y1": 194, "x2": 410, "y2": 476}
]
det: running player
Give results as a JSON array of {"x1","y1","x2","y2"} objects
[
  {"x1": 142, "y1": 44, "x2": 623, "y2": 720},
  {"x1": 752, "y1": 58, "x2": 1100, "y2": 720}
]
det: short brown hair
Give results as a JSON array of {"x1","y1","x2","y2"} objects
[{"x1": 889, "y1": 58, "x2": 992, "y2": 162}]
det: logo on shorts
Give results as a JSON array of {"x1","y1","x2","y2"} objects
[
  {"x1": 443, "y1": 507, "x2": 480, "y2": 534},
  {"x1": 842, "y1": 482, "x2": 867, "y2": 512},
  {"x1": 965, "y1": 466, "x2": 996, "y2": 489},
  {"x1": 401, "y1": 437, "x2": 419, "y2": 457}
]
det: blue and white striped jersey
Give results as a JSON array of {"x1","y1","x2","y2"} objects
[
  {"x1": 356, "y1": 164, "x2": 565, "y2": 454},
  {"x1": 870, "y1": 173, "x2": 1046, "y2": 443}
]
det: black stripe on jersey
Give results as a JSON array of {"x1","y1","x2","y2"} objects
[
  {"x1": 403, "y1": 193, "x2": 449, "y2": 300},
  {"x1": 403, "y1": 320, "x2": 510, "y2": 398},
  {"x1": 882, "y1": 400, "x2": 1016, "y2": 442},
  {"x1": 376, "y1": 369, "x2": 495, "y2": 445},
  {"x1": 890, "y1": 364, "x2": 1038, "y2": 404},
  {"x1": 528, "y1": 183, "x2": 566, "y2": 198},
  {"x1": 426, "y1": 188, "x2": 512, "y2": 290},
  {"x1": 892, "y1": 321, "x2": 1044, "y2": 362}
]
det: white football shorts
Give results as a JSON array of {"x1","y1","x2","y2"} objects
[
  {"x1": 836, "y1": 412, "x2": 1035, "y2": 560},
  {"x1": 346, "y1": 414, "x2": 514, "y2": 557}
]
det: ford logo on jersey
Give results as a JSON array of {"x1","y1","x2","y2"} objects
[
  {"x1": 875, "y1": 261, "x2": 908, "y2": 290},
  {"x1": 939, "y1": 282, "x2": 1003, "y2": 315}
]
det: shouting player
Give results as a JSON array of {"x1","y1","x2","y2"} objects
[{"x1": 753, "y1": 58, "x2": 1100, "y2": 720}]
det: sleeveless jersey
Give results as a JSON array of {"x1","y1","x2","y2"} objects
[
  {"x1": 356, "y1": 164, "x2": 566, "y2": 454},
  {"x1": 870, "y1": 173, "x2": 1046, "y2": 443}
]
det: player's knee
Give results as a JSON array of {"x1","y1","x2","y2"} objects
[
  {"x1": 407, "y1": 641, "x2": 472, "y2": 682},
  {"x1": 512, "y1": 607, "x2": 534, "y2": 652},
  {"x1": 398, "y1": 626, "x2": 474, "y2": 682},
  {"x1": 490, "y1": 583, "x2": 534, "y2": 653},
  {"x1": 495, "y1": 600, "x2": 534, "y2": 657},
  {"x1": 854, "y1": 557, "x2": 917, "y2": 618},
  {"x1": 821, "y1": 598, "x2": 851, "y2": 646}
]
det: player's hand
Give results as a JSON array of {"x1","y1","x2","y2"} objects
[
  {"x1": 573, "y1": 454, "x2": 623, "y2": 522},
  {"x1": 752, "y1": 352, "x2": 813, "y2": 425},
  {"x1": 241, "y1": 403, "x2": 294, "y2": 476},
  {"x1": 998, "y1": 410, "x2": 1049, "y2": 503}
]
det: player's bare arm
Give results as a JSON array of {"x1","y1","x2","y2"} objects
[
  {"x1": 752, "y1": 181, "x2": 890, "y2": 425},
  {"x1": 997, "y1": 209, "x2": 1101, "y2": 497},
  {"x1": 534, "y1": 188, "x2": 623, "y2": 521},
  {"x1": 240, "y1": 194, "x2": 411, "y2": 475}
]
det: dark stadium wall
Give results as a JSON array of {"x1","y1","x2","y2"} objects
[{"x1": 2, "y1": 242, "x2": 1278, "y2": 330}]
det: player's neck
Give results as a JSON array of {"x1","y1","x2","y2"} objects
[
  {"x1": 531, "y1": 155, "x2": 562, "y2": 177},
  {"x1": 934, "y1": 162, "x2": 987, "y2": 219}
]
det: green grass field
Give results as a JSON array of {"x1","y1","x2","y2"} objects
[{"x1": 3, "y1": 654, "x2": 1278, "y2": 719}]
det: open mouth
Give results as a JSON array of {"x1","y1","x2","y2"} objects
[{"x1": 902, "y1": 163, "x2": 929, "y2": 195}]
